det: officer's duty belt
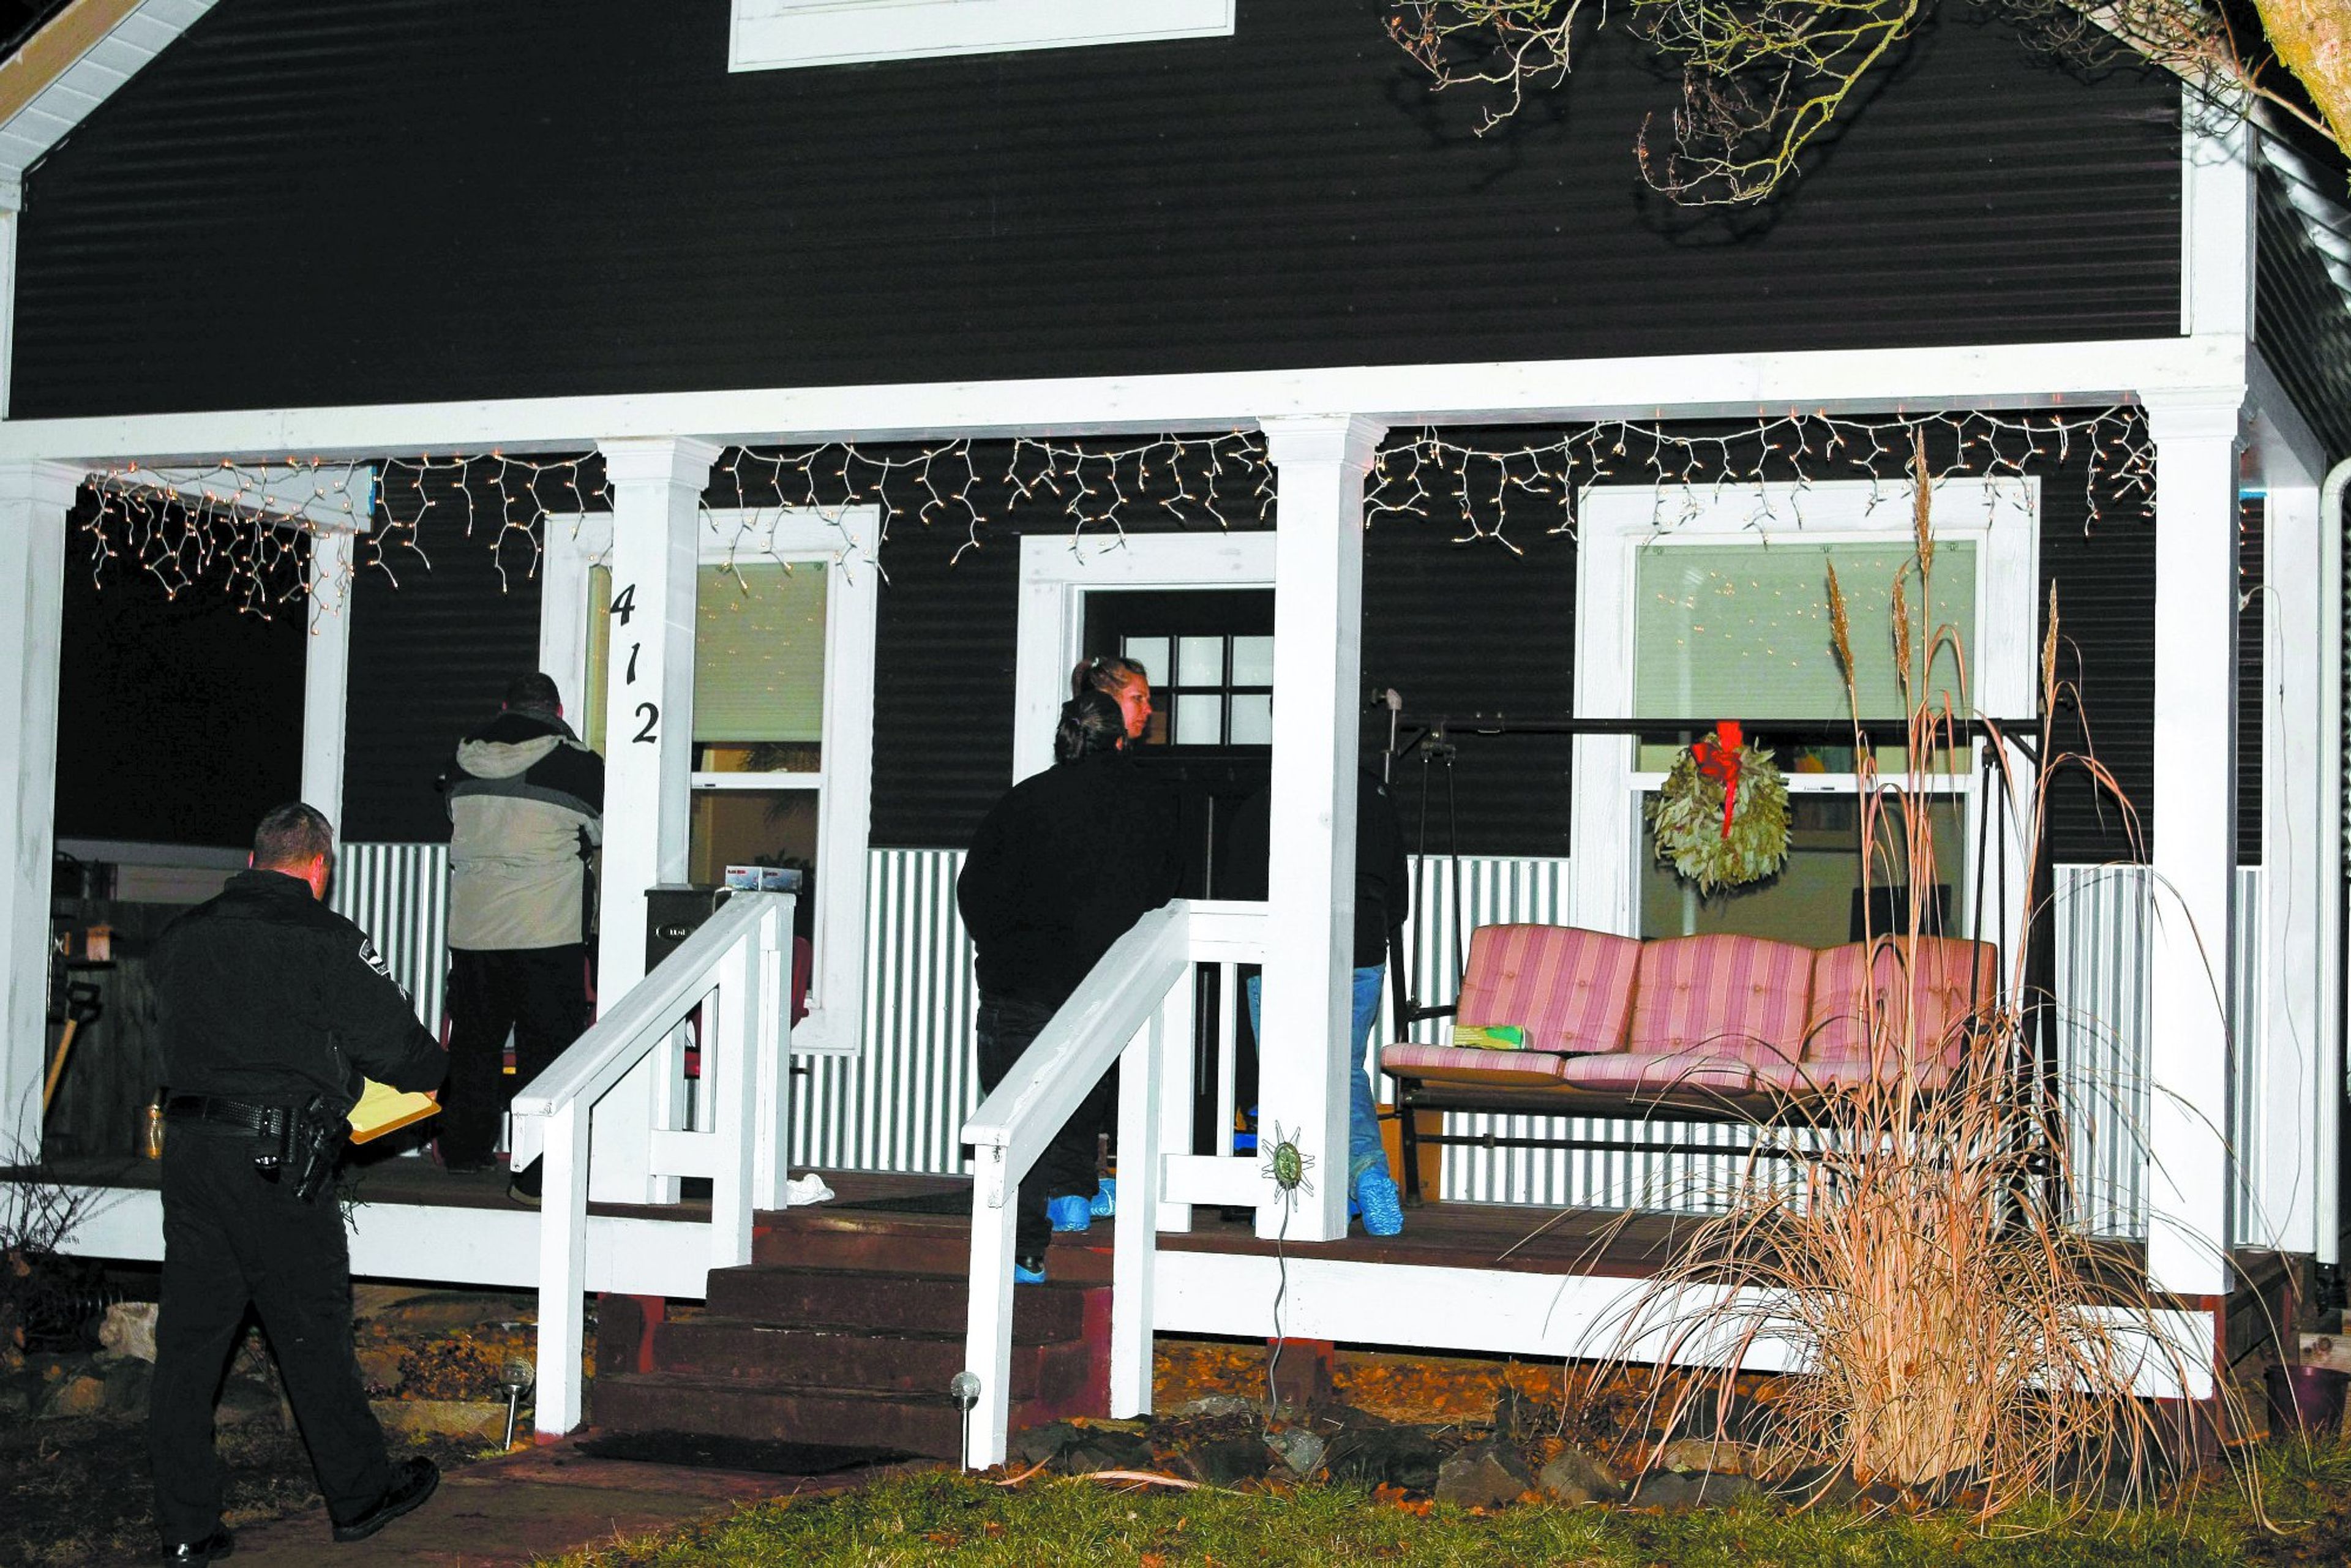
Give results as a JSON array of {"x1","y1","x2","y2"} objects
[{"x1": 164, "y1": 1094, "x2": 296, "y2": 1139}]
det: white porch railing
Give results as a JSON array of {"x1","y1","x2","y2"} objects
[
  {"x1": 511, "y1": 890, "x2": 795, "y2": 1436},
  {"x1": 959, "y1": 898, "x2": 1267, "y2": 1469}
]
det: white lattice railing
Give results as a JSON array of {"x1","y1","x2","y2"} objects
[
  {"x1": 509, "y1": 891, "x2": 794, "y2": 1436},
  {"x1": 958, "y1": 899, "x2": 1266, "y2": 1469}
]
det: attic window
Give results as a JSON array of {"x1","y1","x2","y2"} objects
[{"x1": 729, "y1": 0, "x2": 1234, "y2": 72}]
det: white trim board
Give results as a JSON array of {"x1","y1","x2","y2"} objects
[
  {"x1": 0, "y1": 336, "x2": 2252, "y2": 468},
  {"x1": 1150, "y1": 1251, "x2": 2213, "y2": 1400},
  {"x1": 1012, "y1": 530, "x2": 1275, "y2": 781},
  {"x1": 0, "y1": 0, "x2": 217, "y2": 181},
  {"x1": 543, "y1": 506, "x2": 881, "y2": 1058},
  {"x1": 730, "y1": 0, "x2": 1233, "y2": 71}
]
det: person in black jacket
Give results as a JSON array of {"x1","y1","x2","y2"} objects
[
  {"x1": 957, "y1": 689, "x2": 1180, "y2": 1281},
  {"x1": 147, "y1": 803, "x2": 448, "y2": 1565},
  {"x1": 1224, "y1": 764, "x2": 1412, "y2": 1235}
]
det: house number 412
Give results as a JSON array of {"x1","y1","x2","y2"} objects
[{"x1": 611, "y1": 581, "x2": 659, "y2": 744}]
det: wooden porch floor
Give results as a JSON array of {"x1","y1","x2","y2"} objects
[{"x1": 19, "y1": 1158, "x2": 2162, "y2": 1300}]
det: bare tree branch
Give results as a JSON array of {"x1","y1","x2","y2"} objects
[{"x1": 1389, "y1": 0, "x2": 2351, "y2": 207}]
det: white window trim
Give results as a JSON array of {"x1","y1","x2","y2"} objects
[
  {"x1": 1569, "y1": 477, "x2": 2039, "y2": 953},
  {"x1": 543, "y1": 506, "x2": 882, "y2": 1058},
  {"x1": 731, "y1": 0, "x2": 1234, "y2": 72},
  {"x1": 1013, "y1": 530, "x2": 1275, "y2": 782}
]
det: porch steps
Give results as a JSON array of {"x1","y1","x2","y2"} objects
[{"x1": 588, "y1": 1207, "x2": 1112, "y2": 1461}]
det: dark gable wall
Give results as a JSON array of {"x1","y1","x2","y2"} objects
[{"x1": 12, "y1": 2, "x2": 2179, "y2": 418}]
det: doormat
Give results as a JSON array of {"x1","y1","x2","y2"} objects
[{"x1": 577, "y1": 1430, "x2": 916, "y2": 1476}]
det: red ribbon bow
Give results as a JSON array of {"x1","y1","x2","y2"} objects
[{"x1": 1689, "y1": 720, "x2": 1744, "y2": 839}]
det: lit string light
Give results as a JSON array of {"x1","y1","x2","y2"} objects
[
  {"x1": 81, "y1": 411, "x2": 2153, "y2": 614},
  {"x1": 1367, "y1": 408, "x2": 2155, "y2": 553}
]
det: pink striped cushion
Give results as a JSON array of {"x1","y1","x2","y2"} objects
[
  {"x1": 1558, "y1": 1051, "x2": 1760, "y2": 1095},
  {"x1": 1455, "y1": 924, "x2": 1642, "y2": 1056},
  {"x1": 1625, "y1": 935, "x2": 1814, "y2": 1059},
  {"x1": 1378, "y1": 1041, "x2": 1575, "y2": 1088},
  {"x1": 1804, "y1": 937, "x2": 1998, "y2": 1065}
]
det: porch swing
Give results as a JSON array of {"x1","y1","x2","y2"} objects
[{"x1": 1372, "y1": 709, "x2": 2051, "y2": 1209}]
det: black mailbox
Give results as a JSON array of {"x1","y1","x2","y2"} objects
[{"x1": 645, "y1": 884, "x2": 730, "y2": 971}]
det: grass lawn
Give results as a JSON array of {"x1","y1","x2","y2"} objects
[{"x1": 547, "y1": 1436, "x2": 2351, "y2": 1567}]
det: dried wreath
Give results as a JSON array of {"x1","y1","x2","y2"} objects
[{"x1": 1646, "y1": 721, "x2": 1790, "y2": 895}]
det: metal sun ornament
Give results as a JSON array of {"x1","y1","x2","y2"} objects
[{"x1": 1262, "y1": 1123, "x2": 1315, "y2": 1201}]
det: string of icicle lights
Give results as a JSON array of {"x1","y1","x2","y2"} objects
[
  {"x1": 81, "y1": 410, "x2": 2153, "y2": 613},
  {"x1": 1366, "y1": 408, "x2": 2156, "y2": 553}
]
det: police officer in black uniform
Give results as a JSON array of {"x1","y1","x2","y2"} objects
[{"x1": 148, "y1": 803, "x2": 449, "y2": 1564}]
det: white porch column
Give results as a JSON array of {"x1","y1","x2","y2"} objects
[
  {"x1": 2144, "y1": 388, "x2": 2246, "y2": 1297},
  {"x1": 0, "y1": 462, "x2": 83, "y2": 1153},
  {"x1": 590, "y1": 436, "x2": 717, "y2": 1204},
  {"x1": 300, "y1": 528, "x2": 355, "y2": 831},
  {"x1": 2248, "y1": 389, "x2": 2334, "y2": 1260},
  {"x1": 1256, "y1": 415, "x2": 1383, "y2": 1242}
]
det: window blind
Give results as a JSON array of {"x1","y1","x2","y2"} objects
[{"x1": 694, "y1": 562, "x2": 828, "y2": 745}]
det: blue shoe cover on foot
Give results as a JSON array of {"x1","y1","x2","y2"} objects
[
  {"x1": 1355, "y1": 1170, "x2": 1404, "y2": 1237},
  {"x1": 1014, "y1": 1256, "x2": 1048, "y2": 1285},
  {"x1": 1046, "y1": 1194, "x2": 1092, "y2": 1233},
  {"x1": 1090, "y1": 1177, "x2": 1117, "y2": 1218}
]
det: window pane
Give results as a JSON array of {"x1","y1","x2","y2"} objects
[
  {"x1": 1229, "y1": 693, "x2": 1272, "y2": 745},
  {"x1": 1632, "y1": 542, "x2": 1974, "y2": 721},
  {"x1": 688, "y1": 789, "x2": 819, "y2": 888},
  {"x1": 1177, "y1": 635, "x2": 1224, "y2": 687},
  {"x1": 695, "y1": 562, "x2": 827, "y2": 746},
  {"x1": 1120, "y1": 636, "x2": 1169, "y2": 688},
  {"x1": 1637, "y1": 792, "x2": 1967, "y2": 947},
  {"x1": 1174, "y1": 694, "x2": 1223, "y2": 745},
  {"x1": 1230, "y1": 634, "x2": 1273, "y2": 687},
  {"x1": 697, "y1": 741, "x2": 821, "y2": 774},
  {"x1": 585, "y1": 565, "x2": 613, "y2": 756}
]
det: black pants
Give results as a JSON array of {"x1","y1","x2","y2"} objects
[
  {"x1": 441, "y1": 945, "x2": 590, "y2": 1170},
  {"x1": 975, "y1": 994, "x2": 1113, "y2": 1258},
  {"x1": 149, "y1": 1128, "x2": 392, "y2": 1543}
]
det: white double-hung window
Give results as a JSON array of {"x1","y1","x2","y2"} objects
[
  {"x1": 1571, "y1": 479, "x2": 2037, "y2": 955},
  {"x1": 730, "y1": 0, "x2": 1235, "y2": 72},
  {"x1": 545, "y1": 507, "x2": 880, "y2": 1058}
]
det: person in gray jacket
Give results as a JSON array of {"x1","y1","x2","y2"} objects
[{"x1": 440, "y1": 672, "x2": 604, "y2": 1202}]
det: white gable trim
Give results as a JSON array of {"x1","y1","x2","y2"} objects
[
  {"x1": 730, "y1": 0, "x2": 1233, "y2": 72},
  {"x1": 0, "y1": 0, "x2": 217, "y2": 181}
]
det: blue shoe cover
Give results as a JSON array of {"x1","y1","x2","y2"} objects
[
  {"x1": 1355, "y1": 1169, "x2": 1405, "y2": 1237},
  {"x1": 1046, "y1": 1194, "x2": 1092, "y2": 1233},
  {"x1": 1090, "y1": 1177, "x2": 1117, "y2": 1218},
  {"x1": 1014, "y1": 1255, "x2": 1048, "y2": 1285}
]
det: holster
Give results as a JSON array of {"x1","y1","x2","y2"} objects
[{"x1": 263, "y1": 1095, "x2": 349, "y2": 1202}]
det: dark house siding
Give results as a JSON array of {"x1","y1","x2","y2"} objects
[
  {"x1": 339, "y1": 493, "x2": 547, "y2": 843},
  {"x1": 13, "y1": 1, "x2": 2179, "y2": 419},
  {"x1": 54, "y1": 493, "x2": 306, "y2": 848},
  {"x1": 2038, "y1": 457, "x2": 2155, "y2": 865},
  {"x1": 2256, "y1": 167, "x2": 2351, "y2": 462}
]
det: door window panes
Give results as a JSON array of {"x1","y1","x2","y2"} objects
[{"x1": 1123, "y1": 629, "x2": 1275, "y2": 749}]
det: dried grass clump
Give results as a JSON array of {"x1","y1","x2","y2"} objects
[{"x1": 1591, "y1": 457, "x2": 2214, "y2": 1517}]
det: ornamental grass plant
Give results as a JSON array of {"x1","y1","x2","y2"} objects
[{"x1": 1583, "y1": 438, "x2": 2229, "y2": 1517}]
